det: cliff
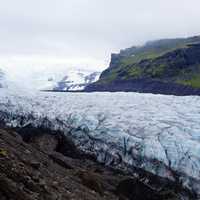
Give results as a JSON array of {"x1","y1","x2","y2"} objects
[{"x1": 85, "y1": 36, "x2": 200, "y2": 95}]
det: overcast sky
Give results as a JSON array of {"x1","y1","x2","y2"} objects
[{"x1": 1, "y1": 0, "x2": 200, "y2": 75}]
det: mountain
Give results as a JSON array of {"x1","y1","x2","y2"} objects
[
  {"x1": 52, "y1": 70, "x2": 100, "y2": 91},
  {"x1": 85, "y1": 36, "x2": 200, "y2": 95},
  {"x1": 0, "y1": 68, "x2": 100, "y2": 91}
]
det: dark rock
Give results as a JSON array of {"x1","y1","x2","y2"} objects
[
  {"x1": 77, "y1": 170, "x2": 104, "y2": 196},
  {"x1": 49, "y1": 152, "x2": 74, "y2": 169},
  {"x1": 17, "y1": 126, "x2": 59, "y2": 152},
  {"x1": 116, "y1": 178, "x2": 159, "y2": 200},
  {"x1": 109, "y1": 53, "x2": 126, "y2": 69},
  {"x1": 29, "y1": 161, "x2": 41, "y2": 169},
  {"x1": 85, "y1": 78, "x2": 200, "y2": 95},
  {"x1": 55, "y1": 132, "x2": 82, "y2": 158},
  {"x1": 17, "y1": 126, "x2": 82, "y2": 158},
  {"x1": 116, "y1": 178, "x2": 179, "y2": 200}
]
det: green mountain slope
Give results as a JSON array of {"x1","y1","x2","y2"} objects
[{"x1": 86, "y1": 36, "x2": 200, "y2": 95}]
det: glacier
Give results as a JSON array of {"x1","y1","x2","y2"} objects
[
  {"x1": 53, "y1": 70, "x2": 100, "y2": 91},
  {"x1": 0, "y1": 66, "x2": 100, "y2": 91},
  {"x1": 0, "y1": 89, "x2": 200, "y2": 196}
]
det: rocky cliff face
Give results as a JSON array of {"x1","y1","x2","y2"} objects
[
  {"x1": 85, "y1": 78, "x2": 200, "y2": 95},
  {"x1": 86, "y1": 36, "x2": 200, "y2": 95}
]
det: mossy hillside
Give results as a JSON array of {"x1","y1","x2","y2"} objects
[
  {"x1": 99, "y1": 36, "x2": 200, "y2": 85},
  {"x1": 177, "y1": 75, "x2": 200, "y2": 88},
  {"x1": 119, "y1": 36, "x2": 200, "y2": 66},
  {"x1": 119, "y1": 63, "x2": 167, "y2": 80}
]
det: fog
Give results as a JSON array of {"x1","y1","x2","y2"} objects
[{"x1": 0, "y1": 0, "x2": 200, "y2": 83}]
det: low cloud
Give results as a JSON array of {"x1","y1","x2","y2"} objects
[{"x1": 0, "y1": 0, "x2": 200, "y2": 72}]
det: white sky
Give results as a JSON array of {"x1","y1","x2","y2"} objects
[{"x1": 0, "y1": 0, "x2": 200, "y2": 76}]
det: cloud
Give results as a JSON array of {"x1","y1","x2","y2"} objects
[{"x1": 0, "y1": 0, "x2": 200, "y2": 73}]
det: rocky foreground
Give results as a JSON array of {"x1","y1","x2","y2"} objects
[{"x1": 0, "y1": 127, "x2": 194, "y2": 200}]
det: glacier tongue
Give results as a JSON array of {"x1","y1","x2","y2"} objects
[{"x1": 1, "y1": 89, "x2": 200, "y2": 195}]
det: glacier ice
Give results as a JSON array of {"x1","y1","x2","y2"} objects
[{"x1": 1, "y1": 89, "x2": 200, "y2": 195}]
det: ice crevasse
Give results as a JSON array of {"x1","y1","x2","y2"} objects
[{"x1": 0, "y1": 89, "x2": 200, "y2": 196}]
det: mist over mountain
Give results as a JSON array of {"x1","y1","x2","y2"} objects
[
  {"x1": 0, "y1": 0, "x2": 200, "y2": 75},
  {"x1": 0, "y1": 66, "x2": 101, "y2": 91},
  {"x1": 86, "y1": 35, "x2": 200, "y2": 95},
  {"x1": 0, "y1": 68, "x2": 7, "y2": 88}
]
